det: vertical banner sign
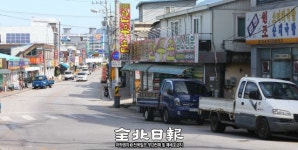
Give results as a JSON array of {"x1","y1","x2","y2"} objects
[
  {"x1": 54, "y1": 49, "x2": 58, "y2": 66},
  {"x1": 119, "y1": 3, "x2": 131, "y2": 61},
  {"x1": 39, "y1": 53, "x2": 44, "y2": 64}
]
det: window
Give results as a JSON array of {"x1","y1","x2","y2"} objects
[
  {"x1": 238, "y1": 81, "x2": 246, "y2": 98},
  {"x1": 162, "y1": 82, "x2": 172, "y2": 94},
  {"x1": 260, "y1": 82, "x2": 298, "y2": 100},
  {"x1": 165, "y1": 6, "x2": 174, "y2": 14},
  {"x1": 257, "y1": 0, "x2": 284, "y2": 5},
  {"x1": 6, "y1": 33, "x2": 30, "y2": 44},
  {"x1": 174, "y1": 81, "x2": 188, "y2": 94},
  {"x1": 193, "y1": 17, "x2": 201, "y2": 34},
  {"x1": 243, "y1": 82, "x2": 260, "y2": 99},
  {"x1": 25, "y1": 49, "x2": 38, "y2": 56},
  {"x1": 237, "y1": 17, "x2": 245, "y2": 37},
  {"x1": 171, "y1": 20, "x2": 179, "y2": 36}
]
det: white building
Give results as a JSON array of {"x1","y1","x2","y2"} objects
[
  {"x1": 0, "y1": 18, "x2": 57, "y2": 45},
  {"x1": 0, "y1": 18, "x2": 59, "y2": 82},
  {"x1": 155, "y1": 0, "x2": 252, "y2": 98}
]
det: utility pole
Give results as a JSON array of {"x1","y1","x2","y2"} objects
[
  {"x1": 114, "y1": 0, "x2": 119, "y2": 86},
  {"x1": 112, "y1": 0, "x2": 121, "y2": 107},
  {"x1": 106, "y1": 0, "x2": 113, "y2": 100}
]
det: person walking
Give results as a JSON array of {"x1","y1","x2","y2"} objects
[{"x1": 19, "y1": 78, "x2": 23, "y2": 90}]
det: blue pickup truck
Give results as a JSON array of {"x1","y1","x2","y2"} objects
[
  {"x1": 137, "y1": 78, "x2": 209, "y2": 124},
  {"x1": 32, "y1": 75, "x2": 54, "y2": 89}
]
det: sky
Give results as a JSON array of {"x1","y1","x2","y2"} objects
[{"x1": 0, "y1": 0, "x2": 140, "y2": 34}]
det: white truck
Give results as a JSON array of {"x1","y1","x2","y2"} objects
[{"x1": 199, "y1": 77, "x2": 298, "y2": 139}]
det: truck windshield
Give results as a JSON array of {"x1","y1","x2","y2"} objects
[
  {"x1": 259, "y1": 82, "x2": 298, "y2": 100},
  {"x1": 34, "y1": 76, "x2": 44, "y2": 81},
  {"x1": 174, "y1": 81, "x2": 207, "y2": 96}
]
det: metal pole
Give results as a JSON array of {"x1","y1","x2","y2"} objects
[
  {"x1": 43, "y1": 47, "x2": 46, "y2": 76},
  {"x1": 105, "y1": 0, "x2": 112, "y2": 100},
  {"x1": 58, "y1": 20, "x2": 61, "y2": 63},
  {"x1": 114, "y1": 0, "x2": 119, "y2": 86}
]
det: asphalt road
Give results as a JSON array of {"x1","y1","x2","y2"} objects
[{"x1": 0, "y1": 69, "x2": 298, "y2": 150}]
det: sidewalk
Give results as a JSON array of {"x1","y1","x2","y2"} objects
[
  {"x1": 0, "y1": 88, "x2": 31, "y2": 98},
  {"x1": 96, "y1": 67, "x2": 138, "y2": 111},
  {"x1": 0, "y1": 78, "x2": 61, "y2": 98}
]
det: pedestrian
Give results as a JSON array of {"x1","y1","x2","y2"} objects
[
  {"x1": 19, "y1": 78, "x2": 23, "y2": 90},
  {"x1": 0, "y1": 100, "x2": 2, "y2": 113}
]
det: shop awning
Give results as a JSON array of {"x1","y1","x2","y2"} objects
[
  {"x1": 148, "y1": 65, "x2": 192, "y2": 75},
  {"x1": 0, "y1": 69, "x2": 11, "y2": 74},
  {"x1": 0, "y1": 53, "x2": 21, "y2": 61},
  {"x1": 60, "y1": 63, "x2": 69, "y2": 69},
  {"x1": 121, "y1": 63, "x2": 154, "y2": 72}
]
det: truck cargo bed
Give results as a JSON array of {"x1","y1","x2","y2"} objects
[{"x1": 199, "y1": 97, "x2": 234, "y2": 113}]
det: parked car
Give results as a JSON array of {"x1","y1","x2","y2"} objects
[
  {"x1": 64, "y1": 71, "x2": 75, "y2": 80},
  {"x1": 76, "y1": 72, "x2": 88, "y2": 82}
]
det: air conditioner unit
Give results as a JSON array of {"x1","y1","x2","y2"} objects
[
  {"x1": 225, "y1": 79, "x2": 231, "y2": 86},
  {"x1": 199, "y1": 40, "x2": 211, "y2": 51}
]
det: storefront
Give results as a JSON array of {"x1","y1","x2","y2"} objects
[
  {"x1": 257, "y1": 47, "x2": 298, "y2": 84},
  {"x1": 0, "y1": 53, "x2": 29, "y2": 90},
  {"x1": 122, "y1": 63, "x2": 205, "y2": 101},
  {"x1": 246, "y1": 6, "x2": 298, "y2": 85}
]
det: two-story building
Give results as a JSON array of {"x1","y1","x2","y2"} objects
[
  {"x1": 246, "y1": 0, "x2": 298, "y2": 85},
  {"x1": 125, "y1": 0, "x2": 251, "y2": 98}
]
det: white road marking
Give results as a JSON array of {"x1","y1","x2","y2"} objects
[
  {"x1": 0, "y1": 116, "x2": 13, "y2": 121},
  {"x1": 103, "y1": 113, "x2": 127, "y2": 119},
  {"x1": 65, "y1": 114, "x2": 78, "y2": 119},
  {"x1": 22, "y1": 115, "x2": 36, "y2": 121},
  {"x1": 91, "y1": 114, "x2": 106, "y2": 119},
  {"x1": 43, "y1": 115, "x2": 59, "y2": 120}
]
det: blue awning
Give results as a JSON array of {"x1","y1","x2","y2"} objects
[{"x1": 60, "y1": 63, "x2": 69, "y2": 68}]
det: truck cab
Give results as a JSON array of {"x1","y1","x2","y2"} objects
[{"x1": 234, "y1": 77, "x2": 298, "y2": 139}]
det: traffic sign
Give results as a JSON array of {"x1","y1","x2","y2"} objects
[
  {"x1": 112, "y1": 51, "x2": 120, "y2": 60},
  {"x1": 98, "y1": 49, "x2": 104, "y2": 54},
  {"x1": 111, "y1": 60, "x2": 121, "y2": 67}
]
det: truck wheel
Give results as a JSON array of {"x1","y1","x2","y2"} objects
[
  {"x1": 210, "y1": 114, "x2": 226, "y2": 133},
  {"x1": 256, "y1": 117, "x2": 271, "y2": 140},
  {"x1": 162, "y1": 109, "x2": 172, "y2": 124},
  {"x1": 49, "y1": 85, "x2": 52, "y2": 88},
  {"x1": 144, "y1": 109, "x2": 154, "y2": 121}
]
